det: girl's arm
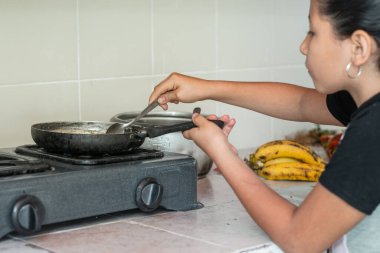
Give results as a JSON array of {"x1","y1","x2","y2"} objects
[
  {"x1": 185, "y1": 114, "x2": 364, "y2": 253},
  {"x1": 150, "y1": 73, "x2": 342, "y2": 126}
]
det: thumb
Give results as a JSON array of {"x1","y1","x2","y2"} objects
[
  {"x1": 183, "y1": 113, "x2": 205, "y2": 140},
  {"x1": 192, "y1": 113, "x2": 208, "y2": 127}
]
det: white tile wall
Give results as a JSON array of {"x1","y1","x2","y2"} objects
[
  {"x1": 153, "y1": 0, "x2": 216, "y2": 74},
  {"x1": 218, "y1": 0, "x2": 275, "y2": 69},
  {"x1": 80, "y1": 77, "x2": 155, "y2": 121},
  {"x1": 0, "y1": 82, "x2": 79, "y2": 146},
  {"x1": 79, "y1": 0, "x2": 152, "y2": 78},
  {"x1": 273, "y1": 0, "x2": 310, "y2": 66},
  {"x1": 0, "y1": 0, "x2": 78, "y2": 84},
  {"x1": 0, "y1": 0, "x2": 312, "y2": 149}
]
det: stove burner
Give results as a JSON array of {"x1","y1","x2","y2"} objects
[
  {"x1": 0, "y1": 153, "x2": 52, "y2": 177},
  {"x1": 15, "y1": 145, "x2": 164, "y2": 165}
]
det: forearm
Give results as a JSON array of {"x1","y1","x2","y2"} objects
[
  {"x1": 203, "y1": 80, "x2": 339, "y2": 125},
  {"x1": 212, "y1": 151, "x2": 297, "y2": 243}
]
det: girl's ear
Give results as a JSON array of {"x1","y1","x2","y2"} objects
[{"x1": 350, "y1": 30, "x2": 377, "y2": 66}]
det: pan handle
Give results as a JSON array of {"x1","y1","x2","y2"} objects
[{"x1": 146, "y1": 120, "x2": 225, "y2": 138}]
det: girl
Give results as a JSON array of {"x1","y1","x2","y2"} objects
[{"x1": 149, "y1": 0, "x2": 380, "y2": 252}]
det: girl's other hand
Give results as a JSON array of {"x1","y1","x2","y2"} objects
[{"x1": 183, "y1": 113, "x2": 237, "y2": 160}]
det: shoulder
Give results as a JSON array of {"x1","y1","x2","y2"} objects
[{"x1": 326, "y1": 91, "x2": 357, "y2": 126}]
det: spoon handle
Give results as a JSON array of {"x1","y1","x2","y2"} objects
[{"x1": 130, "y1": 100, "x2": 159, "y2": 126}]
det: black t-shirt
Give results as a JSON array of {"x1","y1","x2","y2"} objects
[
  {"x1": 326, "y1": 90, "x2": 357, "y2": 126},
  {"x1": 320, "y1": 91, "x2": 380, "y2": 215}
]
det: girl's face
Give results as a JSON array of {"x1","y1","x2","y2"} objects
[{"x1": 300, "y1": 0, "x2": 352, "y2": 94}]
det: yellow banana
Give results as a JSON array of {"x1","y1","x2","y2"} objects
[
  {"x1": 250, "y1": 157, "x2": 304, "y2": 170},
  {"x1": 253, "y1": 140, "x2": 325, "y2": 165},
  {"x1": 263, "y1": 157, "x2": 301, "y2": 167},
  {"x1": 264, "y1": 158, "x2": 325, "y2": 172},
  {"x1": 258, "y1": 162, "x2": 324, "y2": 182}
]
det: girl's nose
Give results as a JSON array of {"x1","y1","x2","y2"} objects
[{"x1": 300, "y1": 34, "x2": 309, "y2": 56}]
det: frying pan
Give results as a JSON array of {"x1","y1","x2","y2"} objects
[{"x1": 31, "y1": 120, "x2": 224, "y2": 156}]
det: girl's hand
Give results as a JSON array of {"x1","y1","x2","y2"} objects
[
  {"x1": 149, "y1": 73, "x2": 210, "y2": 110},
  {"x1": 182, "y1": 113, "x2": 237, "y2": 160}
]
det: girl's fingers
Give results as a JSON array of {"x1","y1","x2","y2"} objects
[
  {"x1": 223, "y1": 118, "x2": 236, "y2": 136},
  {"x1": 207, "y1": 114, "x2": 218, "y2": 120}
]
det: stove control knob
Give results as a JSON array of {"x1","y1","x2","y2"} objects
[
  {"x1": 11, "y1": 195, "x2": 45, "y2": 235},
  {"x1": 135, "y1": 177, "x2": 163, "y2": 212}
]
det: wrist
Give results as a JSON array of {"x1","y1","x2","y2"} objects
[
  {"x1": 208, "y1": 143, "x2": 239, "y2": 166},
  {"x1": 200, "y1": 79, "x2": 215, "y2": 101}
]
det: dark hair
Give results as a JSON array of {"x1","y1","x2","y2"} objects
[{"x1": 318, "y1": 0, "x2": 380, "y2": 69}]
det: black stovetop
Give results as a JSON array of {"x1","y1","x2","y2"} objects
[{"x1": 0, "y1": 145, "x2": 198, "y2": 239}]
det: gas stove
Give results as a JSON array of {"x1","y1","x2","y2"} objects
[{"x1": 0, "y1": 145, "x2": 200, "y2": 239}]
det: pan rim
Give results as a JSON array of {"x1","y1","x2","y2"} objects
[{"x1": 31, "y1": 121, "x2": 134, "y2": 136}]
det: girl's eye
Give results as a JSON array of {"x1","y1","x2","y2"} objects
[{"x1": 307, "y1": 31, "x2": 315, "y2": 36}]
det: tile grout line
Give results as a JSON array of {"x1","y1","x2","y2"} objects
[
  {"x1": 126, "y1": 220, "x2": 229, "y2": 249},
  {"x1": 215, "y1": 0, "x2": 219, "y2": 73},
  {"x1": 270, "y1": 68, "x2": 275, "y2": 139},
  {"x1": 7, "y1": 218, "x2": 128, "y2": 240},
  {"x1": 76, "y1": 0, "x2": 82, "y2": 120},
  {"x1": 7, "y1": 236, "x2": 59, "y2": 253},
  {"x1": 0, "y1": 80, "x2": 79, "y2": 88},
  {"x1": 215, "y1": 0, "x2": 219, "y2": 115},
  {"x1": 150, "y1": 0, "x2": 155, "y2": 77},
  {"x1": 0, "y1": 64, "x2": 306, "y2": 88}
]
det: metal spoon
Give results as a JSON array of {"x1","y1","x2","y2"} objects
[{"x1": 106, "y1": 100, "x2": 159, "y2": 134}]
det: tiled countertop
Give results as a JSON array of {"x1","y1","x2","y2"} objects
[{"x1": 0, "y1": 170, "x2": 315, "y2": 253}]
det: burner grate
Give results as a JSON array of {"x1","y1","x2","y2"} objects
[
  {"x1": 0, "y1": 153, "x2": 52, "y2": 177},
  {"x1": 15, "y1": 145, "x2": 164, "y2": 165}
]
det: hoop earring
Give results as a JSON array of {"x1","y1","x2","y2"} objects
[{"x1": 346, "y1": 62, "x2": 362, "y2": 79}]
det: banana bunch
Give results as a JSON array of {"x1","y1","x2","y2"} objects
[{"x1": 249, "y1": 140, "x2": 326, "y2": 182}]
